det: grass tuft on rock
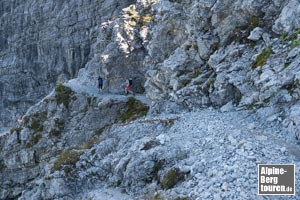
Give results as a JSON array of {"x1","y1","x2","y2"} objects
[
  {"x1": 49, "y1": 119, "x2": 64, "y2": 137},
  {"x1": 280, "y1": 32, "x2": 288, "y2": 40},
  {"x1": 50, "y1": 129, "x2": 61, "y2": 137},
  {"x1": 291, "y1": 28, "x2": 300, "y2": 40},
  {"x1": 55, "y1": 118, "x2": 65, "y2": 130},
  {"x1": 291, "y1": 40, "x2": 299, "y2": 49},
  {"x1": 248, "y1": 16, "x2": 260, "y2": 28},
  {"x1": 30, "y1": 119, "x2": 44, "y2": 132},
  {"x1": 26, "y1": 111, "x2": 47, "y2": 132},
  {"x1": 188, "y1": 70, "x2": 201, "y2": 79},
  {"x1": 254, "y1": 47, "x2": 273, "y2": 67},
  {"x1": 162, "y1": 168, "x2": 184, "y2": 189},
  {"x1": 55, "y1": 83, "x2": 74, "y2": 109},
  {"x1": 120, "y1": 97, "x2": 149, "y2": 122},
  {"x1": 95, "y1": 125, "x2": 111, "y2": 135},
  {"x1": 10, "y1": 127, "x2": 23, "y2": 134},
  {"x1": 179, "y1": 79, "x2": 192, "y2": 89},
  {"x1": 52, "y1": 150, "x2": 81, "y2": 172},
  {"x1": 31, "y1": 133, "x2": 43, "y2": 145},
  {"x1": 76, "y1": 137, "x2": 99, "y2": 150}
]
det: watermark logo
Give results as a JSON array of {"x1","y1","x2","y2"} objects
[{"x1": 258, "y1": 164, "x2": 295, "y2": 195}]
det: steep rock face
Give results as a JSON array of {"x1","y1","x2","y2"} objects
[
  {"x1": 3, "y1": 98, "x2": 300, "y2": 199},
  {"x1": 77, "y1": 1, "x2": 155, "y2": 94},
  {"x1": 0, "y1": 83, "x2": 149, "y2": 199},
  {"x1": 143, "y1": 0, "x2": 300, "y2": 109},
  {"x1": 273, "y1": 0, "x2": 300, "y2": 33},
  {"x1": 0, "y1": 0, "x2": 134, "y2": 127},
  {"x1": 2, "y1": 0, "x2": 300, "y2": 199},
  {"x1": 2, "y1": 0, "x2": 298, "y2": 126}
]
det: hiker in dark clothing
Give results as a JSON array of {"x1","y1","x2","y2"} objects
[{"x1": 97, "y1": 76, "x2": 103, "y2": 92}]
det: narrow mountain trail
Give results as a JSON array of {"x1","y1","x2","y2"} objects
[
  {"x1": 56, "y1": 80, "x2": 300, "y2": 199},
  {"x1": 2, "y1": 79, "x2": 299, "y2": 199},
  {"x1": 65, "y1": 79, "x2": 152, "y2": 106}
]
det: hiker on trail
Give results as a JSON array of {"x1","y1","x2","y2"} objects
[
  {"x1": 125, "y1": 78, "x2": 134, "y2": 95},
  {"x1": 17, "y1": 113, "x2": 24, "y2": 124},
  {"x1": 97, "y1": 76, "x2": 103, "y2": 92}
]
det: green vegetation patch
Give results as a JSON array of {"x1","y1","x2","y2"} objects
[
  {"x1": 10, "y1": 127, "x2": 23, "y2": 134},
  {"x1": 55, "y1": 118, "x2": 65, "y2": 130},
  {"x1": 176, "y1": 70, "x2": 188, "y2": 77},
  {"x1": 52, "y1": 150, "x2": 81, "y2": 172},
  {"x1": 193, "y1": 43, "x2": 199, "y2": 51},
  {"x1": 211, "y1": 41, "x2": 219, "y2": 51},
  {"x1": 49, "y1": 118, "x2": 65, "y2": 137},
  {"x1": 96, "y1": 127, "x2": 105, "y2": 135},
  {"x1": 280, "y1": 32, "x2": 288, "y2": 40},
  {"x1": 232, "y1": 16, "x2": 261, "y2": 44},
  {"x1": 291, "y1": 40, "x2": 299, "y2": 49},
  {"x1": 30, "y1": 119, "x2": 44, "y2": 132},
  {"x1": 254, "y1": 47, "x2": 273, "y2": 67},
  {"x1": 50, "y1": 129, "x2": 61, "y2": 137},
  {"x1": 162, "y1": 168, "x2": 184, "y2": 189},
  {"x1": 179, "y1": 79, "x2": 192, "y2": 89},
  {"x1": 151, "y1": 159, "x2": 165, "y2": 181},
  {"x1": 291, "y1": 28, "x2": 300, "y2": 40},
  {"x1": 289, "y1": 29, "x2": 300, "y2": 49},
  {"x1": 184, "y1": 44, "x2": 192, "y2": 52},
  {"x1": 248, "y1": 16, "x2": 260, "y2": 28},
  {"x1": 31, "y1": 133, "x2": 43, "y2": 145},
  {"x1": 25, "y1": 111, "x2": 47, "y2": 132},
  {"x1": 119, "y1": 97, "x2": 149, "y2": 122},
  {"x1": 55, "y1": 83, "x2": 75, "y2": 109},
  {"x1": 125, "y1": 6, "x2": 153, "y2": 27},
  {"x1": 76, "y1": 137, "x2": 100, "y2": 150},
  {"x1": 95, "y1": 125, "x2": 110, "y2": 135},
  {"x1": 188, "y1": 70, "x2": 201, "y2": 79}
]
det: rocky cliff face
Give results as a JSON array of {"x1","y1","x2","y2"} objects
[
  {"x1": 2, "y1": 0, "x2": 300, "y2": 199},
  {"x1": 143, "y1": 0, "x2": 300, "y2": 109},
  {"x1": 0, "y1": 0, "x2": 135, "y2": 127}
]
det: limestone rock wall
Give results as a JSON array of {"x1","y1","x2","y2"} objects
[
  {"x1": 0, "y1": 83, "x2": 149, "y2": 199},
  {"x1": 2, "y1": 0, "x2": 300, "y2": 126},
  {"x1": 144, "y1": 0, "x2": 297, "y2": 109},
  {"x1": 0, "y1": 0, "x2": 134, "y2": 127},
  {"x1": 2, "y1": 0, "x2": 300, "y2": 199}
]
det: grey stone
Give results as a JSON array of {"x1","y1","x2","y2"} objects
[
  {"x1": 220, "y1": 101, "x2": 235, "y2": 112},
  {"x1": 273, "y1": 0, "x2": 300, "y2": 33},
  {"x1": 247, "y1": 27, "x2": 264, "y2": 41}
]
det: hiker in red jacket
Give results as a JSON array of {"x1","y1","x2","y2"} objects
[{"x1": 125, "y1": 78, "x2": 134, "y2": 95}]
